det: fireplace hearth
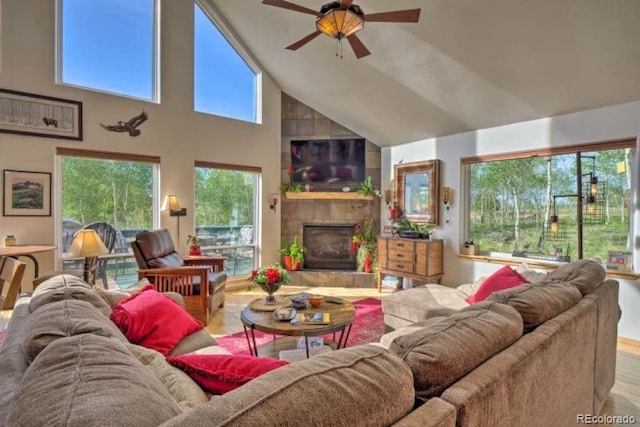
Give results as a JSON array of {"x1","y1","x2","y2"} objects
[{"x1": 303, "y1": 224, "x2": 357, "y2": 270}]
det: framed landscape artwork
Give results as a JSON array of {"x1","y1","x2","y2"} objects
[
  {"x1": 3, "y1": 170, "x2": 52, "y2": 216},
  {"x1": 0, "y1": 89, "x2": 83, "y2": 140}
]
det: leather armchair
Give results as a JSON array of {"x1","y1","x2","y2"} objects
[{"x1": 131, "y1": 229, "x2": 226, "y2": 324}]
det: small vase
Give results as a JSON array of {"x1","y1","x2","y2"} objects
[
  {"x1": 189, "y1": 246, "x2": 202, "y2": 256},
  {"x1": 258, "y1": 281, "x2": 282, "y2": 304}
]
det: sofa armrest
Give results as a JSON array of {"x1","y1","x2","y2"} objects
[{"x1": 392, "y1": 398, "x2": 456, "y2": 427}]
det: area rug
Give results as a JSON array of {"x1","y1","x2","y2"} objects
[{"x1": 216, "y1": 298, "x2": 384, "y2": 355}]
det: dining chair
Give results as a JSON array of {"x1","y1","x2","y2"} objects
[{"x1": 0, "y1": 256, "x2": 26, "y2": 310}]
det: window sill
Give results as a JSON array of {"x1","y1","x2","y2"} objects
[{"x1": 457, "y1": 253, "x2": 640, "y2": 280}]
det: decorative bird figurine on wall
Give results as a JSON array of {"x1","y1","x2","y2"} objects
[{"x1": 100, "y1": 111, "x2": 148, "y2": 137}]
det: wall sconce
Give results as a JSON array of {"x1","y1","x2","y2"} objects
[
  {"x1": 442, "y1": 187, "x2": 453, "y2": 224},
  {"x1": 162, "y1": 195, "x2": 187, "y2": 240},
  {"x1": 269, "y1": 193, "x2": 279, "y2": 213},
  {"x1": 68, "y1": 229, "x2": 109, "y2": 285}
]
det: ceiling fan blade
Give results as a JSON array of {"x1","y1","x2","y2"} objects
[
  {"x1": 347, "y1": 34, "x2": 371, "y2": 59},
  {"x1": 365, "y1": 9, "x2": 421, "y2": 23},
  {"x1": 341, "y1": 0, "x2": 355, "y2": 7},
  {"x1": 262, "y1": 0, "x2": 322, "y2": 17},
  {"x1": 286, "y1": 31, "x2": 322, "y2": 51}
]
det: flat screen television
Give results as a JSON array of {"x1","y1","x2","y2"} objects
[{"x1": 290, "y1": 138, "x2": 366, "y2": 189}]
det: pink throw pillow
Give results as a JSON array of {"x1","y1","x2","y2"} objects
[
  {"x1": 167, "y1": 354, "x2": 288, "y2": 395},
  {"x1": 465, "y1": 265, "x2": 529, "y2": 304},
  {"x1": 110, "y1": 285, "x2": 203, "y2": 356}
]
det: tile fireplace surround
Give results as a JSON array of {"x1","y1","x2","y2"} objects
[{"x1": 280, "y1": 93, "x2": 382, "y2": 288}]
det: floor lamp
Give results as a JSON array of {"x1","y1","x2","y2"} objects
[
  {"x1": 162, "y1": 195, "x2": 187, "y2": 243},
  {"x1": 67, "y1": 229, "x2": 109, "y2": 285}
]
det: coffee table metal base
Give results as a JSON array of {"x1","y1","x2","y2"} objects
[{"x1": 242, "y1": 323, "x2": 353, "y2": 359}]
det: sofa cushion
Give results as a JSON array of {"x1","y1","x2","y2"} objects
[
  {"x1": 22, "y1": 299, "x2": 127, "y2": 363},
  {"x1": 488, "y1": 281, "x2": 583, "y2": 332},
  {"x1": 389, "y1": 301, "x2": 523, "y2": 401},
  {"x1": 169, "y1": 329, "x2": 218, "y2": 357},
  {"x1": 149, "y1": 252, "x2": 185, "y2": 268},
  {"x1": 127, "y1": 344, "x2": 209, "y2": 410},
  {"x1": 161, "y1": 346, "x2": 415, "y2": 427},
  {"x1": 29, "y1": 274, "x2": 111, "y2": 317},
  {"x1": 6, "y1": 334, "x2": 182, "y2": 427},
  {"x1": 515, "y1": 262, "x2": 549, "y2": 283},
  {"x1": 379, "y1": 316, "x2": 445, "y2": 349},
  {"x1": 110, "y1": 285, "x2": 203, "y2": 356},
  {"x1": 167, "y1": 354, "x2": 289, "y2": 395},
  {"x1": 539, "y1": 259, "x2": 606, "y2": 295},
  {"x1": 382, "y1": 284, "x2": 469, "y2": 325},
  {"x1": 465, "y1": 265, "x2": 529, "y2": 304}
]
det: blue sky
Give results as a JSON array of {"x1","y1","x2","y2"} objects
[{"x1": 61, "y1": 0, "x2": 256, "y2": 122}]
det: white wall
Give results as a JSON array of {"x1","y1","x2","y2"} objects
[
  {"x1": 384, "y1": 101, "x2": 640, "y2": 341},
  {"x1": 0, "y1": 0, "x2": 283, "y2": 289}
]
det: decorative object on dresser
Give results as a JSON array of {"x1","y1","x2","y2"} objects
[{"x1": 376, "y1": 236, "x2": 443, "y2": 292}]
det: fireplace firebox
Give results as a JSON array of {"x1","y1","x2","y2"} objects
[{"x1": 303, "y1": 224, "x2": 357, "y2": 270}]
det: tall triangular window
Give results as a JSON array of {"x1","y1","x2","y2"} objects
[{"x1": 194, "y1": 1, "x2": 260, "y2": 123}]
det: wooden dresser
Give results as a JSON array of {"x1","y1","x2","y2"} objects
[{"x1": 376, "y1": 237, "x2": 443, "y2": 291}]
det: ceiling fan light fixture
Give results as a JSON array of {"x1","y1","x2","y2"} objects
[{"x1": 316, "y1": 2, "x2": 364, "y2": 40}]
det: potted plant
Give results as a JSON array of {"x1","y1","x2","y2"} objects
[
  {"x1": 280, "y1": 236, "x2": 306, "y2": 271},
  {"x1": 186, "y1": 234, "x2": 202, "y2": 256},
  {"x1": 356, "y1": 176, "x2": 381, "y2": 197},
  {"x1": 352, "y1": 219, "x2": 380, "y2": 273}
]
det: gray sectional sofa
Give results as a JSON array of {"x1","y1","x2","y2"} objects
[{"x1": 0, "y1": 260, "x2": 619, "y2": 426}]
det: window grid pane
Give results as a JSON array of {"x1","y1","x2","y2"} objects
[{"x1": 195, "y1": 167, "x2": 258, "y2": 277}]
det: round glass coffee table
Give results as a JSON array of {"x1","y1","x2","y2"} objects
[{"x1": 240, "y1": 295, "x2": 356, "y2": 359}]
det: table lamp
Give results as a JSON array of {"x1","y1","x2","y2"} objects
[{"x1": 68, "y1": 229, "x2": 109, "y2": 285}]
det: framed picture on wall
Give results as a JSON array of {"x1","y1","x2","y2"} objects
[
  {"x1": 2, "y1": 170, "x2": 52, "y2": 216},
  {"x1": 0, "y1": 89, "x2": 83, "y2": 140},
  {"x1": 607, "y1": 251, "x2": 633, "y2": 271}
]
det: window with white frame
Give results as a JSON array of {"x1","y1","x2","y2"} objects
[
  {"x1": 464, "y1": 141, "x2": 635, "y2": 264},
  {"x1": 194, "y1": 1, "x2": 260, "y2": 123},
  {"x1": 58, "y1": 148, "x2": 160, "y2": 287},
  {"x1": 57, "y1": 0, "x2": 159, "y2": 101},
  {"x1": 194, "y1": 162, "x2": 260, "y2": 277}
]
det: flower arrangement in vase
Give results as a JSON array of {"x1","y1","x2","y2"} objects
[
  {"x1": 248, "y1": 264, "x2": 290, "y2": 303},
  {"x1": 186, "y1": 234, "x2": 202, "y2": 256}
]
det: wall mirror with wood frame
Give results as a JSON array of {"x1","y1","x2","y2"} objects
[{"x1": 394, "y1": 159, "x2": 440, "y2": 225}]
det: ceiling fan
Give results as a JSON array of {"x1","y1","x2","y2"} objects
[{"x1": 262, "y1": 0, "x2": 421, "y2": 59}]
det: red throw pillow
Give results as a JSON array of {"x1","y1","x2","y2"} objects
[
  {"x1": 110, "y1": 285, "x2": 203, "y2": 356},
  {"x1": 465, "y1": 265, "x2": 529, "y2": 304},
  {"x1": 167, "y1": 354, "x2": 288, "y2": 395}
]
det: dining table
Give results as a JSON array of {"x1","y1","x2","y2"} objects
[{"x1": 0, "y1": 245, "x2": 57, "y2": 278}]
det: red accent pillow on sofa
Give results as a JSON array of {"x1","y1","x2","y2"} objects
[
  {"x1": 110, "y1": 285, "x2": 203, "y2": 356},
  {"x1": 465, "y1": 266, "x2": 529, "y2": 304},
  {"x1": 167, "y1": 354, "x2": 288, "y2": 395}
]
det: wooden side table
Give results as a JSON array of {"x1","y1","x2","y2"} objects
[{"x1": 182, "y1": 255, "x2": 225, "y2": 272}]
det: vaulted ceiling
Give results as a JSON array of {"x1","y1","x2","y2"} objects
[{"x1": 211, "y1": 0, "x2": 640, "y2": 147}]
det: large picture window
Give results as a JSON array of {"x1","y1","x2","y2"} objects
[
  {"x1": 57, "y1": 0, "x2": 159, "y2": 101},
  {"x1": 465, "y1": 141, "x2": 635, "y2": 264},
  {"x1": 194, "y1": 162, "x2": 260, "y2": 277},
  {"x1": 58, "y1": 148, "x2": 160, "y2": 287}
]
